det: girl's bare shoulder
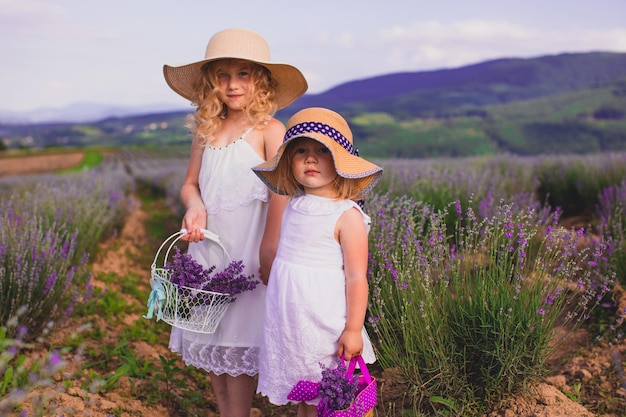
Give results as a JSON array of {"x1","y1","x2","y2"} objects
[
  {"x1": 258, "y1": 116, "x2": 286, "y2": 151},
  {"x1": 261, "y1": 116, "x2": 286, "y2": 135}
]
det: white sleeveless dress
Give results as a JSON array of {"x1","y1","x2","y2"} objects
[
  {"x1": 169, "y1": 129, "x2": 269, "y2": 376},
  {"x1": 257, "y1": 194, "x2": 376, "y2": 405}
]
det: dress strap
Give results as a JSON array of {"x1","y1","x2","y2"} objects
[{"x1": 241, "y1": 126, "x2": 255, "y2": 139}]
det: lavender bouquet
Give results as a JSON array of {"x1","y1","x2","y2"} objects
[
  {"x1": 166, "y1": 246, "x2": 258, "y2": 302},
  {"x1": 317, "y1": 358, "x2": 359, "y2": 412}
]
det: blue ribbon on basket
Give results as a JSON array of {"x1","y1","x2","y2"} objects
[{"x1": 143, "y1": 279, "x2": 166, "y2": 321}]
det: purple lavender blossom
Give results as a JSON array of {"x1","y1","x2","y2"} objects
[
  {"x1": 166, "y1": 247, "x2": 258, "y2": 301},
  {"x1": 166, "y1": 246, "x2": 216, "y2": 289},
  {"x1": 317, "y1": 359, "x2": 358, "y2": 411},
  {"x1": 42, "y1": 271, "x2": 57, "y2": 294}
]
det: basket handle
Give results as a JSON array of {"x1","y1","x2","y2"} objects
[
  {"x1": 347, "y1": 355, "x2": 373, "y2": 384},
  {"x1": 151, "y1": 229, "x2": 230, "y2": 269}
]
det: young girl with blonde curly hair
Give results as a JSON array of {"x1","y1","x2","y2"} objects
[{"x1": 162, "y1": 27, "x2": 307, "y2": 417}]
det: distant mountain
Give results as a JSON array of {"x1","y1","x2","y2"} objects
[{"x1": 277, "y1": 51, "x2": 626, "y2": 120}]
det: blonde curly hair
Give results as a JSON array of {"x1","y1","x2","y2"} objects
[{"x1": 187, "y1": 59, "x2": 278, "y2": 146}]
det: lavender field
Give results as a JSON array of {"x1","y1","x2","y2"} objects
[{"x1": 1, "y1": 149, "x2": 626, "y2": 416}]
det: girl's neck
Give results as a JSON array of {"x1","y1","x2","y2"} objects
[
  {"x1": 223, "y1": 110, "x2": 253, "y2": 129},
  {"x1": 210, "y1": 110, "x2": 255, "y2": 147},
  {"x1": 302, "y1": 189, "x2": 339, "y2": 199}
]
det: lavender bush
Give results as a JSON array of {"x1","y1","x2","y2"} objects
[
  {"x1": 0, "y1": 200, "x2": 93, "y2": 340},
  {"x1": 366, "y1": 194, "x2": 614, "y2": 414},
  {"x1": 535, "y1": 153, "x2": 626, "y2": 217},
  {"x1": 1, "y1": 162, "x2": 134, "y2": 260},
  {"x1": 0, "y1": 164, "x2": 133, "y2": 341},
  {"x1": 376, "y1": 156, "x2": 537, "y2": 209},
  {"x1": 597, "y1": 180, "x2": 626, "y2": 288},
  {"x1": 375, "y1": 156, "x2": 552, "y2": 244}
]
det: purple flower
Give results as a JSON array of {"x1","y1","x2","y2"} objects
[
  {"x1": 317, "y1": 358, "x2": 358, "y2": 411},
  {"x1": 45, "y1": 349, "x2": 66, "y2": 373},
  {"x1": 166, "y1": 246, "x2": 216, "y2": 289},
  {"x1": 42, "y1": 271, "x2": 57, "y2": 294},
  {"x1": 166, "y1": 247, "x2": 258, "y2": 302}
]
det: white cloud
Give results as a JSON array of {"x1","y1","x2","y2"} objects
[
  {"x1": 575, "y1": 28, "x2": 626, "y2": 50},
  {"x1": 370, "y1": 20, "x2": 626, "y2": 72}
]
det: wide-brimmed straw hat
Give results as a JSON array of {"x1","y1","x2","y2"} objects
[
  {"x1": 253, "y1": 107, "x2": 383, "y2": 196},
  {"x1": 163, "y1": 28, "x2": 308, "y2": 109}
]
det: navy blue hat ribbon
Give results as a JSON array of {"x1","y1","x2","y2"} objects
[{"x1": 284, "y1": 122, "x2": 359, "y2": 156}]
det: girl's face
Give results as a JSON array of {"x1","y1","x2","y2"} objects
[
  {"x1": 290, "y1": 138, "x2": 338, "y2": 197},
  {"x1": 214, "y1": 59, "x2": 255, "y2": 110}
]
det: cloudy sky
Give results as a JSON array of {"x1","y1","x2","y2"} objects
[{"x1": 2, "y1": 0, "x2": 626, "y2": 112}]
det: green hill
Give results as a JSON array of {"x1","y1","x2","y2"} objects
[{"x1": 352, "y1": 77, "x2": 626, "y2": 158}]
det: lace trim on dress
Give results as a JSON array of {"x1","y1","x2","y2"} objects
[{"x1": 171, "y1": 341, "x2": 260, "y2": 377}]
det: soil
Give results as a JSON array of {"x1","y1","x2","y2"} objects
[
  {"x1": 0, "y1": 152, "x2": 85, "y2": 177},
  {"x1": 3, "y1": 154, "x2": 626, "y2": 417}
]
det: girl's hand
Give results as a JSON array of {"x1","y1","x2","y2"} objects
[
  {"x1": 181, "y1": 205, "x2": 207, "y2": 243},
  {"x1": 337, "y1": 329, "x2": 363, "y2": 361},
  {"x1": 258, "y1": 252, "x2": 273, "y2": 285},
  {"x1": 258, "y1": 266, "x2": 269, "y2": 285}
]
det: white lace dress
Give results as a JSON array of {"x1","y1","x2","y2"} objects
[
  {"x1": 169, "y1": 129, "x2": 269, "y2": 376},
  {"x1": 257, "y1": 194, "x2": 376, "y2": 405}
]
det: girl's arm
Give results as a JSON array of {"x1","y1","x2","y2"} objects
[
  {"x1": 180, "y1": 137, "x2": 207, "y2": 243},
  {"x1": 259, "y1": 192, "x2": 289, "y2": 284},
  {"x1": 259, "y1": 118, "x2": 289, "y2": 284},
  {"x1": 336, "y1": 207, "x2": 369, "y2": 360}
]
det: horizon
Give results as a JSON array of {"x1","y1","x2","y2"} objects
[{"x1": 2, "y1": 49, "x2": 622, "y2": 122}]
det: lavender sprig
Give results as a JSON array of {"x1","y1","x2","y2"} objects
[
  {"x1": 165, "y1": 247, "x2": 258, "y2": 301},
  {"x1": 317, "y1": 358, "x2": 358, "y2": 411}
]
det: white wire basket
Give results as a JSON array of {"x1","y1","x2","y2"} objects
[{"x1": 148, "y1": 229, "x2": 233, "y2": 334}]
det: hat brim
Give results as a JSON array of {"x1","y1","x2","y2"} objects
[
  {"x1": 253, "y1": 133, "x2": 383, "y2": 196},
  {"x1": 163, "y1": 58, "x2": 308, "y2": 110}
]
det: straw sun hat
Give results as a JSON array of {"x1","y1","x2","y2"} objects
[
  {"x1": 253, "y1": 107, "x2": 383, "y2": 196},
  {"x1": 163, "y1": 28, "x2": 308, "y2": 109}
]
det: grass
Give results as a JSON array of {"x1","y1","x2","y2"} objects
[{"x1": 57, "y1": 149, "x2": 103, "y2": 172}]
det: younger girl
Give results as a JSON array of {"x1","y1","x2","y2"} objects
[
  {"x1": 253, "y1": 107, "x2": 383, "y2": 417},
  {"x1": 162, "y1": 28, "x2": 307, "y2": 417}
]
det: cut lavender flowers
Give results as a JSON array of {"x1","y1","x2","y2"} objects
[
  {"x1": 317, "y1": 359, "x2": 359, "y2": 412},
  {"x1": 166, "y1": 246, "x2": 258, "y2": 301},
  {"x1": 146, "y1": 236, "x2": 259, "y2": 333}
]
